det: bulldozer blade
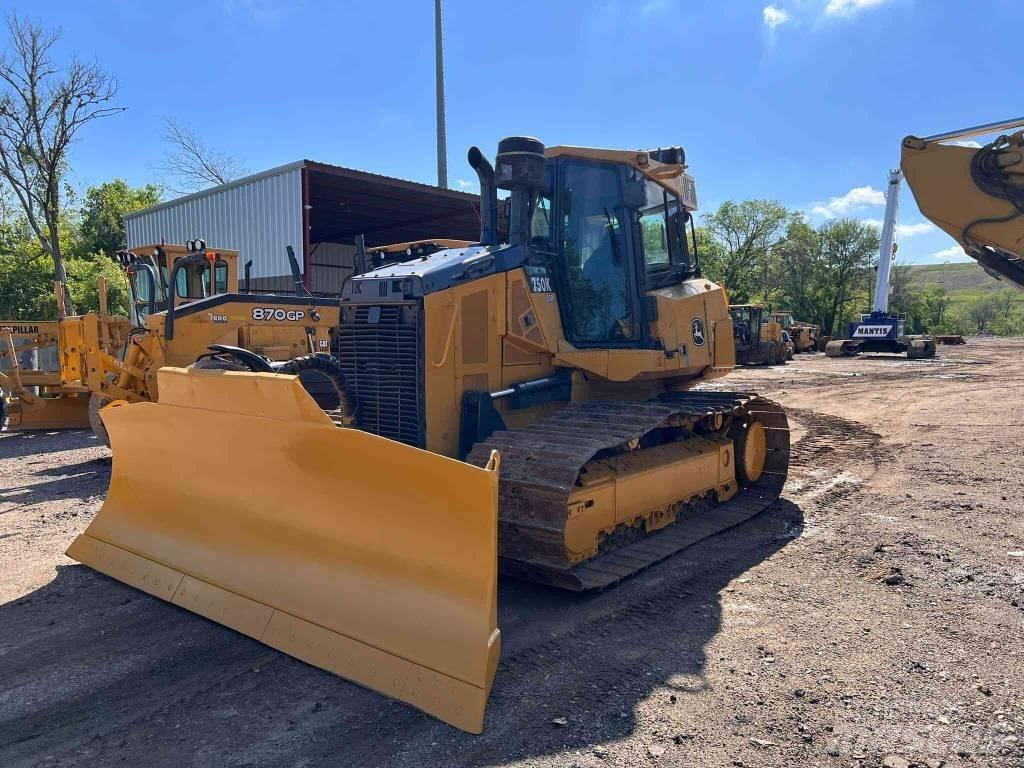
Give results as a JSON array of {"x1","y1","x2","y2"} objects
[
  {"x1": 7, "y1": 394, "x2": 91, "y2": 430},
  {"x1": 67, "y1": 367, "x2": 501, "y2": 733}
]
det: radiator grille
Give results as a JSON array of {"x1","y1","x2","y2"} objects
[{"x1": 337, "y1": 302, "x2": 423, "y2": 447}]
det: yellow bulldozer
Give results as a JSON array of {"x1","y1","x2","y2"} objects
[
  {"x1": 68, "y1": 137, "x2": 791, "y2": 733},
  {"x1": 1, "y1": 280, "x2": 131, "y2": 430}
]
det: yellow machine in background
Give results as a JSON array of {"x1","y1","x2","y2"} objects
[
  {"x1": 1, "y1": 241, "x2": 342, "y2": 441},
  {"x1": 85, "y1": 241, "x2": 342, "y2": 442},
  {"x1": 69, "y1": 137, "x2": 790, "y2": 733},
  {"x1": 1, "y1": 280, "x2": 130, "y2": 430},
  {"x1": 731, "y1": 304, "x2": 787, "y2": 365},
  {"x1": 902, "y1": 117, "x2": 1024, "y2": 290},
  {"x1": 770, "y1": 310, "x2": 819, "y2": 353}
]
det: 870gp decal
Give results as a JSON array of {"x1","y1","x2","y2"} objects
[{"x1": 251, "y1": 308, "x2": 306, "y2": 322}]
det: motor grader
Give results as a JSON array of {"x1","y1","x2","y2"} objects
[
  {"x1": 730, "y1": 304, "x2": 787, "y2": 365},
  {"x1": 1, "y1": 280, "x2": 130, "y2": 430},
  {"x1": 68, "y1": 137, "x2": 790, "y2": 734},
  {"x1": 83, "y1": 241, "x2": 342, "y2": 442}
]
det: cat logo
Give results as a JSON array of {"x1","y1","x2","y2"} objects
[{"x1": 691, "y1": 318, "x2": 706, "y2": 346}]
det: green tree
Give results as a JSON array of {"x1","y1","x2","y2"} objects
[
  {"x1": 774, "y1": 216, "x2": 821, "y2": 320},
  {"x1": 919, "y1": 283, "x2": 951, "y2": 331},
  {"x1": 78, "y1": 179, "x2": 162, "y2": 257},
  {"x1": 0, "y1": 15, "x2": 123, "y2": 313},
  {"x1": 64, "y1": 253, "x2": 130, "y2": 315},
  {"x1": 814, "y1": 218, "x2": 880, "y2": 335},
  {"x1": 701, "y1": 200, "x2": 791, "y2": 303}
]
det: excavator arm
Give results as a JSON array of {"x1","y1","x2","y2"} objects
[{"x1": 901, "y1": 117, "x2": 1024, "y2": 289}]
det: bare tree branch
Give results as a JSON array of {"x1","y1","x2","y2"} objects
[
  {"x1": 159, "y1": 117, "x2": 247, "y2": 194},
  {"x1": 0, "y1": 13, "x2": 124, "y2": 313}
]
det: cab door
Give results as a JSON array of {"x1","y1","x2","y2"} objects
[{"x1": 551, "y1": 158, "x2": 642, "y2": 348}]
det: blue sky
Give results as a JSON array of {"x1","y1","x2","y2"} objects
[{"x1": 4, "y1": 0, "x2": 1019, "y2": 264}]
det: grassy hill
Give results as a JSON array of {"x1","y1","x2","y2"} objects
[{"x1": 908, "y1": 262, "x2": 1024, "y2": 309}]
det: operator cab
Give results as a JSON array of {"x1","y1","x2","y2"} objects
[
  {"x1": 345, "y1": 137, "x2": 702, "y2": 352},
  {"x1": 116, "y1": 242, "x2": 237, "y2": 324},
  {"x1": 730, "y1": 304, "x2": 764, "y2": 345}
]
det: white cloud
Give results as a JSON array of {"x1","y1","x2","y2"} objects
[
  {"x1": 899, "y1": 222, "x2": 936, "y2": 237},
  {"x1": 811, "y1": 185, "x2": 886, "y2": 217},
  {"x1": 456, "y1": 179, "x2": 477, "y2": 189},
  {"x1": 952, "y1": 140, "x2": 982, "y2": 148},
  {"x1": 824, "y1": 0, "x2": 889, "y2": 16},
  {"x1": 763, "y1": 5, "x2": 790, "y2": 28},
  {"x1": 862, "y1": 219, "x2": 936, "y2": 238},
  {"x1": 931, "y1": 245, "x2": 973, "y2": 262}
]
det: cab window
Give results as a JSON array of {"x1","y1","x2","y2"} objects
[
  {"x1": 214, "y1": 261, "x2": 229, "y2": 293},
  {"x1": 555, "y1": 160, "x2": 635, "y2": 344},
  {"x1": 175, "y1": 261, "x2": 210, "y2": 300},
  {"x1": 529, "y1": 165, "x2": 554, "y2": 247},
  {"x1": 635, "y1": 175, "x2": 690, "y2": 286}
]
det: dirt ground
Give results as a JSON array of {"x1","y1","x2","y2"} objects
[{"x1": 1, "y1": 337, "x2": 1022, "y2": 768}]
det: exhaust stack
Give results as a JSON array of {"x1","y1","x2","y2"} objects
[{"x1": 467, "y1": 147, "x2": 498, "y2": 246}]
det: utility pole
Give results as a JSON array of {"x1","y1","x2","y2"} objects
[{"x1": 434, "y1": 0, "x2": 448, "y2": 189}]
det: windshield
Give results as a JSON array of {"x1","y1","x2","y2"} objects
[{"x1": 637, "y1": 177, "x2": 691, "y2": 281}]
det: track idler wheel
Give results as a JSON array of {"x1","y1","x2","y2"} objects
[
  {"x1": 729, "y1": 417, "x2": 767, "y2": 485},
  {"x1": 825, "y1": 339, "x2": 859, "y2": 357},
  {"x1": 906, "y1": 338, "x2": 936, "y2": 359}
]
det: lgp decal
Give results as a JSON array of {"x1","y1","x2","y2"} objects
[{"x1": 691, "y1": 318, "x2": 706, "y2": 346}]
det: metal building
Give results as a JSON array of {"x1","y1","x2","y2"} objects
[{"x1": 125, "y1": 160, "x2": 482, "y2": 295}]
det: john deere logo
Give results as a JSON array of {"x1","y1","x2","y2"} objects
[{"x1": 691, "y1": 318, "x2": 706, "y2": 346}]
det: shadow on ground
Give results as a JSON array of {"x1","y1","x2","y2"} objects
[
  {"x1": 0, "y1": 430, "x2": 100, "y2": 460},
  {"x1": 0, "y1": 496, "x2": 803, "y2": 768},
  {"x1": 0, "y1": 460, "x2": 109, "y2": 512}
]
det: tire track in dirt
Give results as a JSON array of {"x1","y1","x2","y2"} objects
[{"x1": 0, "y1": 408, "x2": 898, "y2": 768}]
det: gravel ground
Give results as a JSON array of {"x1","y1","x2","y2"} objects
[{"x1": 1, "y1": 337, "x2": 1022, "y2": 768}]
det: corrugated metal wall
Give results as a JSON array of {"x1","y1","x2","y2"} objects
[
  {"x1": 309, "y1": 241, "x2": 354, "y2": 296},
  {"x1": 125, "y1": 164, "x2": 304, "y2": 283}
]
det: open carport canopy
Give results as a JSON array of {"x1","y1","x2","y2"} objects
[{"x1": 305, "y1": 161, "x2": 482, "y2": 248}]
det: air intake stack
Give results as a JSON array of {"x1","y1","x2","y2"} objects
[{"x1": 496, "y1": 136, "x2": 546, "y2": 246}]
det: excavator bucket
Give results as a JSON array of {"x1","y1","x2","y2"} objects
[{"x1": 67, "y1": 367, "x2": 501, "y2": 733}]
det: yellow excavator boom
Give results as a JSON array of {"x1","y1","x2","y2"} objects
[{"x1": 902, "y1": 117, "x2": 1024, "y2": 289}]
